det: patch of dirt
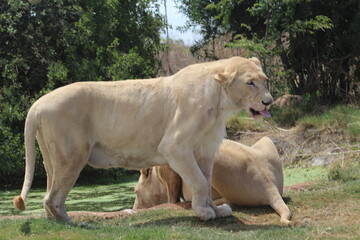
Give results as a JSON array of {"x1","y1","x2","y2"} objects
[
  {"x1": 68, "y1": 202, "x2": 192, "y2": 222},
  {"x1": 284, "y1": 182, "x2": 313, "y2": 192},
  {"x1": 69, "y1": 209, "x2": 137, "y2": 221},
  {"x1": 148, "y1": 201, "x2": 192, "y2": 210}
]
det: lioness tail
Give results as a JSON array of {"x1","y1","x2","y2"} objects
[{"x1": 14, "y1": 108, "x2": 37, "y2": 211}]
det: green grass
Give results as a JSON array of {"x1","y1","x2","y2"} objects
[
  {"x1": 1, "y1": 167, "x2": 328, "y2": 217},
  {"x1": 226, "y1": 110, "x2": 268, "y2": 136},
  {"x1": 283, "y1": 166, "x2": 327, "y2": 186},
  {"x1": 270, "y1": 105, "x2": 308, "y2": 127},
  {"x1": 1, "y1": 165, "x2": 359, "y2": 239},
  {"x1": 0, "y1": 174, "x2": 138, "y2": 216},
  {"x1": 0, "y1": 178, "x2": 359, "y2": 240}
]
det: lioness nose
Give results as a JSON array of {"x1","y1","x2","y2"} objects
[{"x1": 262, "y1": 99, "x2": 273, "y2": 106}]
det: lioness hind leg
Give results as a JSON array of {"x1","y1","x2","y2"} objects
[
  {"x1": 44, "y1": 164, "x2": 85, "y2": 222},
  {"x1": 44, "y1": 143, "x2": 89, "y2": 222},
  {"x1": 37, "y1": 134, "x2": 54, "y2": 218},
  {"x1": 268, "y1": 189, "x2": 292, "y2": 225}
]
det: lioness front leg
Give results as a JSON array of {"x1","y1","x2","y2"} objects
[
  {"x1": 197, "y1": 157, "x2": 232, "y2": 218},
  {"x1": 158, "y1": 145, "x2": 216, "y2": 221}
]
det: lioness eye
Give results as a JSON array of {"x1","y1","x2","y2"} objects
[
  {"x1": 145, "y1": 168, "x2": 150, "y2": 177},
  {"x1": 247, "y1": 81, "x2": 255, "y2": 86}
]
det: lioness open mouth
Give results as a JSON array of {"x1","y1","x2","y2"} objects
[{"x1": 249, "y1": 108, "x2": 271, "y2": 118}]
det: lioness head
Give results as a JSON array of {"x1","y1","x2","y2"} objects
[
  {"x1": 133, "y1": 168, "x2": 167, "y2": 209},
  {"x1": 215, "y1": 57, "x2": 273, "y2": 118}
]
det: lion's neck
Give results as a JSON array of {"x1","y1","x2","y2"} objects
[{"x1": 217, "y1": 86, "x2": 243, "y2": 117}]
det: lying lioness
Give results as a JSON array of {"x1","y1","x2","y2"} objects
[
  {"x1": 14, "y1": 57, "x2": 273, "y2": 222},
  {"x1": 134, "y1": 137, "x2": 294, "y2": 225}
]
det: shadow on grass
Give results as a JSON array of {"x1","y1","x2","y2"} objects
[
  {"x1": 283, "y1": 196, "x2": 292, "y2": 204},
  {"x1": 231, "y1": 205, "x2": 277, "y2": 217},
  {"x1": 227, "y1": 197, "x2": 292, "y2": 217},
  {"x1": 131, "y1": 214, "x2": 287, "y2": 233}
]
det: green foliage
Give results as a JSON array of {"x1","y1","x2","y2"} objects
[
  {"x1": 226, "y1": 35, "x2": 271, "y2": 58},
  {"x1": 0, "y1": 84, "x2": 30, "y2": 179},
  {"x1": 178, "y1": 0, "x2": 360, "y2": 102},
  {"x1": 47, "y1": 61, "x2": 68, "y2": 84},
  {"x1": 0, "y1": 0, "x2": 165, "y2": 180}
]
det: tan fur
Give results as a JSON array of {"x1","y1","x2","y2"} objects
[
  {"x1": 13, "y1": 196, "x2": 25, "y2": 211},
  {"x1": 14, "y1": 57, "x2": 273, "y2": 222},
  {"x1": 134, "y1": 137, "x2": 294, "y2": 225}
]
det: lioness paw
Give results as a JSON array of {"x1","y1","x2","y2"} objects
[
  {"x1": 194, "y1": 206, "x2": 216, "y2": 221},
  {"x1": 215, "y1": 204, "x2": 232, "y2": 218}
]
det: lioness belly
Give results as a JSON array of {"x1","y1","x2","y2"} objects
[{"x1": 88, "y1": 144, "x2": 166, "y2": 170}]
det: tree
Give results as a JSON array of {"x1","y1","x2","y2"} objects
[
  {"x1": 0, "y1": 0, "x2": 164, "y2": 181},
  {"x1": 177, "y1": 0, "x2": 360, "y2": 102}
]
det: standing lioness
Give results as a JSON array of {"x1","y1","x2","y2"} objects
[{"x1": 14, "y1": 57, "x2": 273, "y2": 222}]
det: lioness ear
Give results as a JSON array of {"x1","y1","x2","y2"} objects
[
  {"x1": 250, "y1": 57, "x2": 262, "y2": 68},
  {"x1": 214, "y1": 71, "x2": 237, "y2": 87}
]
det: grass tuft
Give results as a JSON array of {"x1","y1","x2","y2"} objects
[
  {"x1": 327, "y1": 160, "x2": 360, "y2": 182},
  {"x1": 296, "y1": 105, "x2": 360, "y2": 141},
  {"x1": 20, "y1": 220, "x2": 31, "y2": 235},
  {"x1": 270, "y1": 105, "x2": 306, "y2": 127},
  {"x1": 226, "y1": 111, "x2": 268, "y2": 135}
]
